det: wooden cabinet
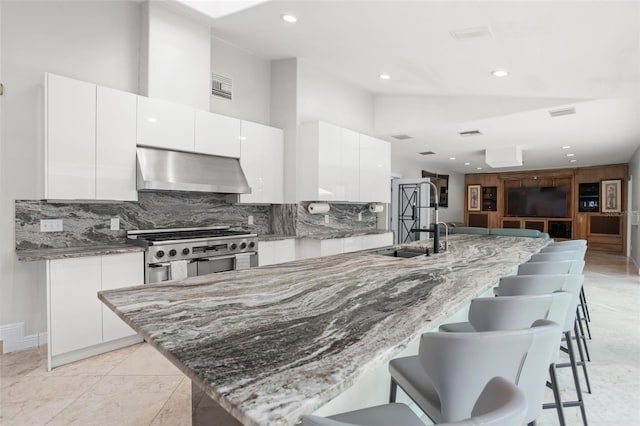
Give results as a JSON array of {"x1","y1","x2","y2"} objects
[
  {"x1": 45, "y1": 73, "x2": 137, "y2": 201},
  {"x1": 298, "y1": 121, "x2": 390, "y2": 203},
  {"x1": 47, "y1": 252, "x2": 143, "y2": 368},
  {"x1": 465, "y1": 164, "x2": 628, "y2": 252},
  {"x1": 194, "y1": 110, "x2": 241, "y2": 158},
  {"x1": 46, "y1": 73, "x2": 97, "y2": 199},
  {"x1": 359, "y1": 134, "x2": 391, "y2": 203},
  {"x1": 239, "y1": 121, "x2": 284, "y2": 204},
  {"x1": 258, "y1": 239, "x2": 296, "y2": 266},
  {"x1": 137, "y1": 96, "x2": 195, "y2": 152},
  {"x1": 96, "y1": 87, "x2": 137, "y2": 201}
]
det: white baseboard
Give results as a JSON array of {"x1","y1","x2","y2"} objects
[{"x1": 0, "y1": 323, "x2": 45, "y2": 354}]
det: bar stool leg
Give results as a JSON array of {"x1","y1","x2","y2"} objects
[
  {"x1": 575, "y1": 309, "x2": 592, "y2": 362},
  {"x1": 565, "y1": 330, "x2": 589, "y2": 426},
  {"x1": 574, "y1": 321, "x2": 592, "y2": 394},
  {"x1": 389, "y1": 379, "x2": 397, "y2": 403},
  {"x1": 549, "y1": 363, "x2": 566, "y2": 426}
]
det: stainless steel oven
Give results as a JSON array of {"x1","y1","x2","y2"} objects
[{"x1": 127, "y1": 226, "x2": 259, "y2": 284}]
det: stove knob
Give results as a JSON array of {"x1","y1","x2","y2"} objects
[
  {"x1": 156, "y1": 250, "x2": 165, "y2": 258},
  {"x1": 182, "y1": 248, "x2": 190, "y2": 255},
  {"x1": 230, "y1": 243, "x2": 238, "y2": 250},
  {"x1": 168, "y1": 249, "x2": 177, "y2": 257},
  {"x1": 240, "y1": 242, "x2": 247, "y2": 250},
  {"x1": 248, "y1": 241, "x2": 256, "y2": 249}
]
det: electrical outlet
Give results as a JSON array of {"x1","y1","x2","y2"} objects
[
  {"x1": 324, "y1": 215, "x2": 329, "y2": 224},
  {"x1": 40, "y1": 219, "x2": 63, "y2": 232},
  {"x1": 358, "y1": 212, "x2": 362, "y2": 222},
  {"x1": 110, "y1": 218, "x2": 120, "y2": 231},
  {"x1": 248, "y1": 215, "x2": 254, "y2": 225}
]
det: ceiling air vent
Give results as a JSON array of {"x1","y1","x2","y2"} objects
[
  {"x1": 450, "y1": 26, "x2": 493, "y2": 41},
  {"x1": 392, "y1": 134, "x2": 413, "y2": 140},
  {"x1": 549, "y1": 107, "x2": 576, "y2": 118},
  {"x1": 459, "y1": 130, "x2": 483, "y2": 137},
  {"x1": 212, "y1": 73, "x2": 232, "y2": 100},
  {"x1": 419, "y1": 151, "x2": 436, "y2": 156}
]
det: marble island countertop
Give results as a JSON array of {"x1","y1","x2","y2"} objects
[{"x1": 99, "y1": 234, "x2": 550, "y2": 425}]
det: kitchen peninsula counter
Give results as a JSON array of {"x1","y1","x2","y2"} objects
[{"x1": 99, "y1": 234, "x2": 549, "y2": 425}]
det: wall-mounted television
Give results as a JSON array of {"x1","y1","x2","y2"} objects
[{"x1": 507, "y1": 186, "x2": 568, "y2": 218}]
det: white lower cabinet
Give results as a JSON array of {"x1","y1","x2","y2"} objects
[
  {"x1": 296, "y1": 233, "x2": 393, "y2": 260},
  {"x1": 101, "y1": 254, "x2": 143, "y2": 341},
  {"x1": 47, "y1": 252, "x2": 144, "y2": 369},
  {"x1": 49, "y1": 257, "x2": 103, "y2": 357},
  {"x1": 258, "y1": 239, "x2": 296, "y2": 266}
]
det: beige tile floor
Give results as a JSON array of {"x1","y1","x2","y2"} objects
[{"x1": 0, "y1": 251, "x2": 638, "y2": 425}]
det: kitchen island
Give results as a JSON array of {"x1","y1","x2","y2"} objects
[{"x1": 99, "y1": 234, "x2": 550, "y2": 425}]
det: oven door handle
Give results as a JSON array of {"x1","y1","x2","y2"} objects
[
  {"x1": 195, "y1": 253, "x2": 255, "y2": 262},
  {"x1": 149, "y1": 260, "x2": 197, "y2": 267}
]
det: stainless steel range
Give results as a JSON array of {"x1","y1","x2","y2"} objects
[{"x1": 127, "y1": 226, "x2": 258, "y2": 283}]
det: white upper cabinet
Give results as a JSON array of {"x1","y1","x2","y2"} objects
[
  {"x1": 194, "y1": 111, "x2": 241, "y2": 158},
  {"x1": 46, "y1": 73, "x2": 96, "y2": 199},
  {"x1": 239, "y1": 121, "x2": 284, "y2": 204},
  {"x1": 359, "y1": 134, "x2": 391, "y2": 203},
  {"x1": 46, "y1": 73, "x2": 137, "y2": 201},
  {"x1": 96, "y1": 87, "x2": 137, "y2": 201},
  {"x1": 137, "y1": 96, "x2": 195, "y2": 152},
  {"x1": 340, "y1": 128, "x2": 360, "y2": 201},
  {"x1": 298, "y1": 121, "x2": 390, "y2": 203}
]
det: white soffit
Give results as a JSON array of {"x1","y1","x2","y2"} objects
[{"x1": 486, "y1": 146, "x2": 523, "y2": 168}]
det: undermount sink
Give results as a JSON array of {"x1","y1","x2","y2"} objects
[{"x1": 370, "y1": 247, "x2": 427, "y2": 258}]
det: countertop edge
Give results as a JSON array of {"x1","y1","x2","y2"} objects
[{"x1": 16, "y1": 245, "x2": 145, "y2": 262}]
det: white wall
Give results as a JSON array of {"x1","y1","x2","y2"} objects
[
  {"x1": 142, "y1": 1, "x2": 210, "y2": 110},
  {"x1": 297, "y1": 59, "x2": 374, "y2": 135},
  {"x1": 270, "y1": 58, "x2": 298, "y2": 203},
  {"x1": 630, "y1": 145, "x2": 640, "y2": 270},
  {"x1": 390, "y1": 155, "x2": 464, "y2": 224},
  {"x1": 0, "y1": 1, "x2": 140, "y2": 335},
  {"x1": 210, "y1": 37, "x2": 271, "y2": 125}
]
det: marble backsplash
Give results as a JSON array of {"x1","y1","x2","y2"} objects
[
  {"x1": 271, "y1": 202, "x2": 377, "y2": 238},
  {"x1": 15, "y1": 192, "x2": 270, "y2": 250},
  {"x1": 16, "y1": 192, "x2": 381, "y2": 250}
]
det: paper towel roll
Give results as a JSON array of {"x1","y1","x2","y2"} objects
[
  {"x1": 368, "y1": 203, "x2": 384, "y2": 213},
  {"x1": 308, "y1": 203, "x2": 330, "y2": 214}
]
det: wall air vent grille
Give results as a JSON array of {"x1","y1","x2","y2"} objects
[
  {"x1": 211, "y1": 73, "x2": 232, "y2": 100},
  {"x1": 549, "y1": 107, "x2": 576, "y2": 118},
  {"x1": 459, "y1": 130, "x2": 483, "y2": 137},
  {"x1": 450, "y1": 26, "x2": 493, "y2": 41},
  {"x1": 392, "y1": 134, "x2": 413, "y2": 140},
  {"x1": 419, "y1": 151, "x2": 436, "y2": 156}
]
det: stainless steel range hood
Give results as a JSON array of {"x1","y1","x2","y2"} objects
[{"x1": 136, "y1": 146, "x2": 251, "y2": 194}]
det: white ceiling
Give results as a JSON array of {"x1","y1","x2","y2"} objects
[{"x1": 200, "y1": 0, "x2": 640, "y2": 173}]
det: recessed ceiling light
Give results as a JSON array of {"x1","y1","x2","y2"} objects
[
  {"x1": 281, "y1": 14, "x2": 297, "y2": 23},
  {"x1": 491, "y1": 69, "x2": 509, "y2": 77},
  {"x1": 570, "y1": 159, "x2": 577, "y2": 163},
  {"x1": 449, "y1": 157, "x2": 456, "y2": 160},
  {"x1": 562, "y1": 146, "x2": 571, "y2": 149},
  {"x1": 567, "y1": 153, "x2": 575, "y2": 157},
  {"x1": 464, "y1": 162, "x2": 471, "y2": 166},
  {"x1": 477, "y1": 167, "x2": 483, "y2": 170},
  {"x1": 379, "y1": 73, "x2": 391, "y2": 80}
]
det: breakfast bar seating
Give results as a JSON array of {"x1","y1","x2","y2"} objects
[{"x1": 99, "y1": 234, "x2": 551, "y2": 425}]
